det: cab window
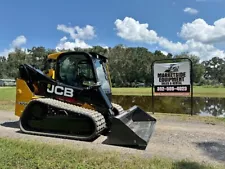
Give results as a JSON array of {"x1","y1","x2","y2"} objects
[{"x1": 57, "y1": 54, "x2": 96, "y2": 87}]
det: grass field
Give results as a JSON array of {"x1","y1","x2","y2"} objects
[
  {"x1": 0, "y1": 87, "x2": 16, "y2": 111},
  {"x1": 112, "y1": 86, "x2": 225, "y2": 98},
  {"x1": 1, "y1": 86, "x2": 225, "y2": 99},
  {"x1": 0, "y1": 137, "x2": 223, "y2": 169}
]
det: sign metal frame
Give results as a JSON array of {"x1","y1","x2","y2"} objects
[{"x1": 151, "y1": 58, "x2": 193, "y2": 115}]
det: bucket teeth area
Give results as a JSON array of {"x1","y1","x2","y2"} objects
[{"x1": 103, "y1": 106, "x2": 156, "y2": 150}]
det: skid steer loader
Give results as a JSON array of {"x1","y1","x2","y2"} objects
[{"x1": 15, "y1": 51, "x2": 156, "y2": 149}]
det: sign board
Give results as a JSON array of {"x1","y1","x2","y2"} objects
[{"x1": 153, "y1": 61, "x2": 191, "y2": 96}]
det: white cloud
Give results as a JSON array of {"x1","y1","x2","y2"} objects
[
  {"x1": 11, "y1": 35, "x2": 27, "y2": 48},
  {"x1": 185, "y1": 39, "x2": 225, "y2": 60},
  {"x1": 184, "y1": 7, "x2": 199, "y2": 15},
  {"x1": 56, "y1": 24, "x2": 96, "y2": 51},
  {"x1": 0, "y1": 35, "x2": 27, "y2": 58},
  {"x1": 57, "y1": 24, "x2": 95, "y2": 40},
  {"x1": 56, "y1": 39, "x2": 92, "y2": 51},
  {"x1": 161, "y1": 51, "x2": 168, "y2": 56},
  {"x1": 157, "y1": 37, "x2": 189, "y2": 54},
  {"x1": 179, "y1": 18, "x2": 225, "y2": 44},
  {"x1": 102, "y1": 46, "x2": 109, "y2": 49},
  {"x1": 0, "y1": 48, "x2": 15, "y2": 58},
  {"x1": 115, "y1": 17, "x2": 158, "y2": 44},
  {"x1": 60, "y1": 36, "x2": 68, "y2": 42},
  {"x1": 114, "y1": 17, "x2": 225, "y2": 60}
]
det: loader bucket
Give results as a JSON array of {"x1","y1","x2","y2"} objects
[{"x1": 104, "y1": 106, "x2": 156, "y2": 150}]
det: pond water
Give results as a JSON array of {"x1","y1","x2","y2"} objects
[{"x1": 112, "y1": 95, "x2": 225, "y2": 117}]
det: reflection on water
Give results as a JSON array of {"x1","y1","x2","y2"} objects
[{"x1": 112, "y1": 95, "x2": 225, "y2": 117}]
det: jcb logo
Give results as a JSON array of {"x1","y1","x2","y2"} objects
[{"x1": 47, "y1": 85, "x2": 73, "y2": 97}]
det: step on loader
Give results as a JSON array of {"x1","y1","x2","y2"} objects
[{"x1": 15, "y1": 51, "x2": 156, "y2": 150}]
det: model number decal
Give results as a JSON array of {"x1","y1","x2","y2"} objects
[
  {"x1": 18, "y1": 101, "x2": 28, "y2": 106},
  {"x1": 47, "y1": 85, "x2": 73, "y2": 97}
]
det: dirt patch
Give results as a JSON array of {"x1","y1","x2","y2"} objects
[
  {"x1": 0, "y1": 110, "x2": 225, "y2": 166},
  {"x1": 0, "y1": 101, "x2": 15, "y2": 111}
]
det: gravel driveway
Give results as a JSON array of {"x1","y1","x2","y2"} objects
[{"x1": 0, "y1": 110, "x2": 225, "y2": 166}]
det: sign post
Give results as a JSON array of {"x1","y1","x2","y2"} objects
[{"x1": 151, "y1": 58, "x2": 193, "y2": 115}]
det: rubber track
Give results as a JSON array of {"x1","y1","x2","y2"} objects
[
  {"x1": 19, "y1": 98, "x2": 107, "y2": 141},
  {"x1": 112, "y1": 103, "x2": 125, "y2": 115}
]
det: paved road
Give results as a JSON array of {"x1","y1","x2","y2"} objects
[{"x1": 0, "y1": 110, "x2": 225, "y2": 166}]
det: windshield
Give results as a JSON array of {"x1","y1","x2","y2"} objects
[
  {"x1": 94, "y1": 58, "x2": 111, "y2": 94},
  {"x1": 57, "y1": 54, "x2": 95, "y2": 87}
]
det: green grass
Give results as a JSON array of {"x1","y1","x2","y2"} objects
[
  {"x1": 1, "y1": 86, "x2": 225, "y2": 101},
  {"x1": 0, "y1": 87, "x2": 16, "y2": 111},
  {"x1": 112, "y1": 86, "x2": 225, "y2": 98},
  {"x1": 0, "y1": 137, "x2": 223, "y2": 169},
  {"x1": 0, "y1": 87, "x2": 16, "y2": 101}
]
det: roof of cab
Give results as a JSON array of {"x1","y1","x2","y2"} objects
[
  {"x1": 47, "y1": 51, "x2": 108, "y2": 60},
  {"x1": 47, "y1": 52, "x2": 64, "y2": 60}
]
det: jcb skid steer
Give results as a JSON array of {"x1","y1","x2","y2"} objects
[{"x1": 15, "y1": 51, "x2": 156, "y2": 150}]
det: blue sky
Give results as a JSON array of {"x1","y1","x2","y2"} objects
[{"x1": 0, "y1": 0, "x2": 225, "y2": 60}]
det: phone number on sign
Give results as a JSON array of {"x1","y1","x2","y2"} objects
[{"x1": 157, "y1": 86, "x2": 188, "y2": 92}]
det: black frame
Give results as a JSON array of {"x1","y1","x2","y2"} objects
[
  {"x1": 151, "y1": 58, "x2": 193, "y2": 115},
  {"x1": 55, "y1": 52, "x2": 111, "y2": 89},
  {"x1": 55, "y1": 52, "x2": 99, "y2": 89}
]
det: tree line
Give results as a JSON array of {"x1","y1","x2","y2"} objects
[{"x1": 0, "y1": 45, "x2": 224, "y2": 87}]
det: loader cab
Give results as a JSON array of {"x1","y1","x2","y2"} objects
[{"x1": 52, "y1": 52, "x2": 111, "y2": 97}]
